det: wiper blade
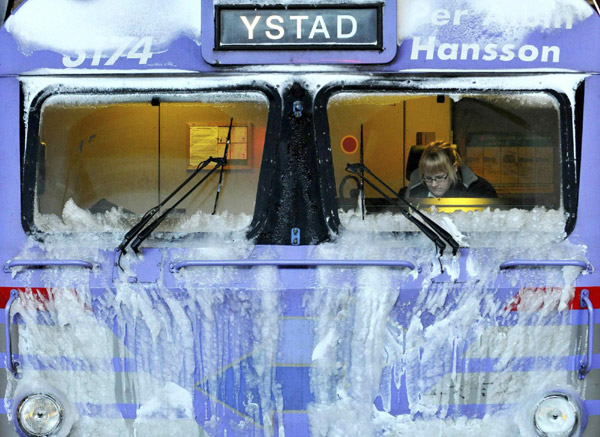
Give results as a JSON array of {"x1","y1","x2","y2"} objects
[
  {"x1": 117, "y1": 157, "x2": 213, "y2": 255},
  {"x1": 118, "y1": 118, "x2": 234, "y2": 257},
  {"x1": 130, "y1": 159, "x2": 225, "y2": 253},
  {"x1": 346, "y1": 163, "x2": 461, "y2": 255}
]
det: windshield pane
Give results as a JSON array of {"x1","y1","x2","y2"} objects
[
  {"x1": 34, "y1": 92, "x2": 269, "y2": 233},
  {"x1": 328, "y1": 92, "x2": 561, "y2": 216}
]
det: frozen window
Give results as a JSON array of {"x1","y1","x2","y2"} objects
[
  {"x1": 328, "y1": 92, "x2": 562, "y2": 215},
  {"x1": 29, "y1": 92, "x2": 270, "y2": 232}
]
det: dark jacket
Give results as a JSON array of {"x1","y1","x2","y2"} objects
[{"x1": 404, "y1": 165, "x2": 497, "y2": 198}]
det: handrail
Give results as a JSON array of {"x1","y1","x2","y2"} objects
[
  {"x1": 579, "y1": 289, "x2": 594, "y2": 380},
  {"x1": 170, "y1": 259, "x2": 416, "y2": 273},
  {"x1": 4, "y1": 259, "x2": 95, "y2": 273},
  {"x1": 5, "y1": 289, "x2": 21, "y2": 378},
  {"x1": 499, "y1": 260, "x2": 590, "y2": 271}
]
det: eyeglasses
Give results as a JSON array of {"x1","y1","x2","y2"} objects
[{"x1": 422, "y1": 173, "x2": 448, "y2": 183}]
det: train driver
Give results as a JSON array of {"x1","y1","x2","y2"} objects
[{"x1": 404, "y1": 141, "x2": 497, "y2": 198}]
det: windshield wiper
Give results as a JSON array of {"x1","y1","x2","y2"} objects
[
  {"x1": 118, "y1": 118, "x2": 234, "y2": 256},
  {"x1": 346, "y1": 163, "x2": 460, "y2": 255},
  {"x1": 212, "y1": 118, "x2": 233, "y2": 214},
  {"x1": 117, "y1": 158, "x2": 214, "y2": 255},
  {"x1": 129, "y1": 159, "x2": 225, "y2": 253}
]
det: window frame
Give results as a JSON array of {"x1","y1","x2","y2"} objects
[
  {"x1": 314, "y1": 78, "x2": 579, "y2": 236},
  {"x1": 21, "y1": 82, "x2": 282, "y2": 237}
]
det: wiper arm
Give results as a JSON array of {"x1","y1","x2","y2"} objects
[
  {"x1": 117, "y1": 157, "x2": 214, "y2": 255},
  {"x1": 118, "y1": 118, "x2": 234, "y2": 258},
  {"x1": 130, "y1": 158, "x2": 226, "y2": 253},
  {"x1": 212, "y1": 118, "x2": 233, "y2": 215},
  {"x1": 346, "y1": 163, "x2": 461, "y2": 255}
]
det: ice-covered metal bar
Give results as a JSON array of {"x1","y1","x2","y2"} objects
[
  {"x1": 499, "y1": 260, "x2": 590, "y2": 271},
  {"x1": 579, "y1": 289, "x2": 594, "y2": 380},
  {"x1": 4, "y1": 259, "x2": 95, "y2": 273},
  {"x1": 5, "y1": 289, "x2": 20, "y2": 378},
  {"x1": 170, "y1": 259, "x2": 416, "y2": 272}
]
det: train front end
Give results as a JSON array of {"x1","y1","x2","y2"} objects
[{"x1": 1, "y1": 0, "x2": 600, "y2": 436}]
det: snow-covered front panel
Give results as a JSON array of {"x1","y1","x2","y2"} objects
[
  {"x1": 0, "y1": 0, "x2": 599, "y2": 73},
  {"x1": 0, "y1": 0, "x2": 203, "y2": 73}
]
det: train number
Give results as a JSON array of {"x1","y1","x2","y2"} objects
[{"x1": 63, "y1": 37, "x2": 153, "y2": 68}]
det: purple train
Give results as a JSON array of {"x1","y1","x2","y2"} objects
[{"x1": 1, "y1": 0, "x2": 600, "y2": 436}]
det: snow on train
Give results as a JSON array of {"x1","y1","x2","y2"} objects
[{"x1": 1, "y1": 0, "x2": 600, "y2": 436}]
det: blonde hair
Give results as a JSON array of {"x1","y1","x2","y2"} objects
[{"x1": 419, "y1": 141, "x2": 461, "y2": 186}]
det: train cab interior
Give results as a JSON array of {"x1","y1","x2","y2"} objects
[
  {"x1": 32, "y1": 93, "x2": 270, "y2": 232},
  {"x1": 28, "y1": 86, "x2": 568, "y2": 237},
  {"x1": 327, "y1": 92, "x2": 564, "y2": 215}
]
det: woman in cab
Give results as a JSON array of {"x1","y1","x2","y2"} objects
[{"x1": 404, "y1": 141, "x2": 497, "y2": 198}]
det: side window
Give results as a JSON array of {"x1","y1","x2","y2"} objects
[
  {"x1": 328, "y1": 92, "x2": 562, "y2": 216},
  {"x1": 30, "y1": 92, "x2": 270, "y2": 233}
]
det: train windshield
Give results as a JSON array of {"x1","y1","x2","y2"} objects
[
  {"x1": 329, "y1": 91, "x2": 563, "y2": 219},
  {"x1": 29, "y1": 92, "x2": 269, "y2": 233}
]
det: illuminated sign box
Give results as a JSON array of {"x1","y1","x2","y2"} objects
[{"x1": 216, "y1": 5, "x2": 382, "y2": 50}]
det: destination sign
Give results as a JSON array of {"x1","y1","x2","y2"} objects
[{"x1": 216, "y1": 5, "x2": 382, "y2": 50}]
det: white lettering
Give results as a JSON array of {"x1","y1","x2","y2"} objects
[
  {"x1": 240, "y1": 15, "x2": 261, "y2": 40},
  {"x1": 438, "y1": 43, "x2": 459, "y2": 60},
  {"x1": 62, "y1": 37, "x2": 155, "y2": 68},
  {"x1": 411, "y1": 36, "x2": 436, "y2": 60},
  {"x1": 126, "y1": 37, "x2": 153, "y2": 65},
  {"x1": 309, "y1": 15, "x2": 330, "y2": 39},
  {"x1": 105, "y1": 38, "x2": 132, "y2": 66},
  {"x1": 432, "y1": 9, "x2": 450, "y2": 26},
  {"x1": 499, "y1": 44, "x2": 516, "y2": 61},
  {"x1": 266, "y1": 15, "x2": 285, "y2": 40},
  {"x1": 409, "y1": 37, "x2": 559, "y2": 64},
  {"x1": 460, "y1": 43, "x2": 480, "y2": 60},
  {"x1": 289, "y1": 15, "x2": 308, "y2": 39},
  {"x1": 482, "y1": 43, "x2": 498, "y2": 61},
  {"x1": 541, "y1": 46, "x2": 560, "y2": 63},
  {"x1": 564, "y1": 16, "x2": 573, "y2": 29},
  {"x1": 453, "y1": 10, "x2": 469, "y2": 25},
  {"x1": 337, "y1": 15, "x2": 357, "y2": 39},
  {"x1": 63, "y1": 51, "x2": 86, "y2": 68},
  {"x1": 432, "y1": 9, "x2": 469, "y2": 26},
  {"x1": 518, "y1": 45, "x2": 538, "y2": 62},
  {"x1": 545, "y1": 15, "x2": 573, "y2": 30},
  {"x1": 91, "y1": 49, "x2": 103, "y2": 66}
]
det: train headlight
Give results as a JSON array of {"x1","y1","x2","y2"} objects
[
  {"x1": 533, "y1": 392, "x2": 582, "y2": 437},
  {"x1": 17, "y1": 393, "x2": 63, "y2": 436}
]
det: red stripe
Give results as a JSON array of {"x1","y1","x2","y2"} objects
[
  {"x1": 505, "y1": 287, "x2": 600, "y2": 312},
  {"x1": 1, "y1": 286, "x2": 598, "y2": 311},
  {"x1": 0, "y1": 287, "x2": 82, "y2": 310},
  {"x1": 0, "y1": 287, "x2": 20, "y2": 308},
  {"x1": 571, "y1": 287, "x2": 600, "y2": 310}
]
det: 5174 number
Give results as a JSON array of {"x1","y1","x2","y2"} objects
[{"x1": 62, "y1": 37, "x2": 153, "y2": 68}]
